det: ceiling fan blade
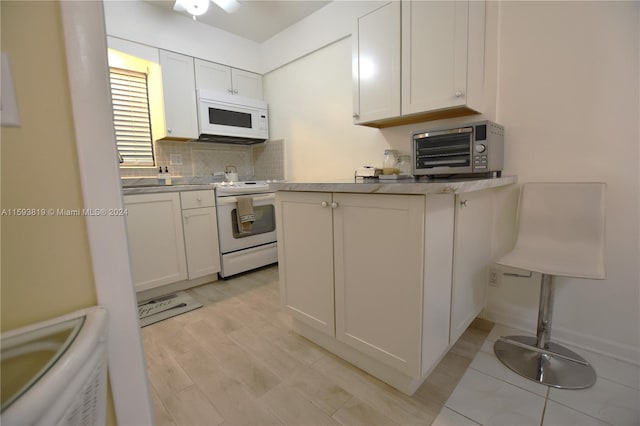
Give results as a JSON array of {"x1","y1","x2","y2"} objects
[{"x1": 173, "y1": 0, "x2": 187, "y2": 12}]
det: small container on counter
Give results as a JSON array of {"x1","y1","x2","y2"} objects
[
  {"x1": 383, "y1": 149, "x2": 399, "y2": 175},
  {"x1": 157, "y1": 167, "x2": 165, "y2": 185},
  {"x1": 397, "y1": 155, "x2": 412, "y2": 177}
]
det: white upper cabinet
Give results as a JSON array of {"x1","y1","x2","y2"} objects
[
  {"x1": 158, "y1": 50, "x2": 199, "y2": 139},
  {"x1": 354, "y1": 0, "x2": 486, "y2": 128},
  {"x1": 231, "y1": 69, "x2": 263, "y2": 100},
  {"x1": 194, "y1": 59, "x2": 232, "y2": 94},
  {"x1": 352, "y1": 1, "x2": 401, "y2": 124},
  {"x1": 195, "y1": 58, "x2": 263, "y2": 100},
  {"x1": 402, "y1": 1, "x2": 469, "y2": 114}
]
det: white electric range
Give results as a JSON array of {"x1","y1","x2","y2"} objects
[{"x1": 214, "y1": 181, "x2": 278, "y2": 278}]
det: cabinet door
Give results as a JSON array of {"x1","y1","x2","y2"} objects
[
  {"x1": 352, "y1": 1, "x2": 401, "y2": 124},
  {"x1": 450, "y1": 190, "x2": 493, "y2": 343},
  {"x1": 183, "y1": 207, "x2": 221, "y2": 279},
  {"x1": 401, "y1": 0, "x2": 469, "y2": 114},
  {"x1": 159, "y1": 50, "x2": 198, "y2": 139},
  {"x1": 333, "y1": 193, "x2": 424, "y2": 376},
  {"x1": 231, "y1": 69, "x2": 263, "y2": 100},
  {"x1": 124, "y1": 193, "x2": 188, "y2": 292},
  {"x1": 194, "y1": 58, "x2": 232, "y2": 95},
  {"x1": 276, "y1": 192, "x2": 335, "y2": 337}
]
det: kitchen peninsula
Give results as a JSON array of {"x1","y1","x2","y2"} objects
[{"x1": 272, "y1": 176, "x2": 516, "y2": 395}]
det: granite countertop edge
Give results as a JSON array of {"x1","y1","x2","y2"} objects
[
  {"x1": 121, "y1": 183, "x2": 217, "y2": 195},
  {"x1": 121, "y1": 176, "x2": 517, "y2": 196},
  {"x1": 269, "y1": 175, "x2": 517, "y2": 195}
]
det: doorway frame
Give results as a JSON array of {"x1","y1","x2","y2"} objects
[{"x1": 59, "y1": 2, "x2": 154, "y2": 424}]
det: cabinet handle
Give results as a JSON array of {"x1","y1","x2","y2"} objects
[
  {"x1": 455, "y1": 91, "x2": 464, "y2": 98},
  {"x1": 228, "y1": 88, "x2": 233, "y2": 93},
  {"x1": 184, "y1": 214, "x2": 189, "y2": 221},
  {"x1": 352, "y1": 113, "x2": 360, "y2": 119},
  {"x1": 460, "y1": 199, "x2": 469, "y2": 208},
  {"x1": 233, "y1": 89, "x2": 238, "y2": 94},
  {"x1": 197, "y1": 197, "x2": 202, "y2": 202},
  {"x1": 167, "y1": 128, "x2": 172, "y2": 134},
  {"x1": 321, "y1": 201, "x2": 328, "y2": 208},
  {"x1": 331, "y1": 202, "x2": 339, "y2": 209}
]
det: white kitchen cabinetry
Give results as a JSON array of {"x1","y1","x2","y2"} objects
[
  {"x1": 276, "y1": 192, "x2": 335, "y2": 336},
  {"x1": 181, "y1": 190, "x2": 221, "y2": 280},
  {"x1": 334, "y1": 193, "x2": 425, "y2": 376},
  {"x1": 450, "y1": 190, "x2": 494, "y2": 342},
  {"x1": 158, "y1": 50, "x2": 198, "y2": 139},
  {"x1": 124, "y1": 192, "x2": 188, "y2": 292},
  {"x1": 194, "y1": 58, "x2": 263, "y2": 100},
  {"x1": 352, "y1": 1, "x2": 400, "y2": 124},
  {"x1": 353, "y1": 0, "x2": 486, "y2": 127},
  {"x1": 277, "y1": 191, "x2": 454, "y2": 391}
]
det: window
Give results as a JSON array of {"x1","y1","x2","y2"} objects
[{"x1": 109, "y1": 68, "x2": 155, "y2": 166}]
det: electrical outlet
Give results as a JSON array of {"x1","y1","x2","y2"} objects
[{"x1": 489, "y1": 268, "x2": 502, "y2": 287}]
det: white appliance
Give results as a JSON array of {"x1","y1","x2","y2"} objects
[
  {"x1": 215, "y1": 181, "x2": 278, "y2": 277},
  {"x1": 197, "y1": 89, "x2": 269, "y2": 144}
]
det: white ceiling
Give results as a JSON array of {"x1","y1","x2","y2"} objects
[{"x1": 144, "y1": 0, "x2": 332, "y2": 43}]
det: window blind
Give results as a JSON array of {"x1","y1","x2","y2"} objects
[{"x1": 109, "y1": 68, "x2": 155, "y2": 166}]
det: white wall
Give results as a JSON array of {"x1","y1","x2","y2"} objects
[
  {"x1": 103, "y1": 0, "x2": 262, "y2": 72},
  {"x1": 265, "y1": 38, "x2": 389, "y2": 181},
  {"x1": 260, "y1": 1, "x2": 386, "y2": 73},
  {"x1": 487, "y1": 1, "x2": 639, "y2": 364},
  {"x1": 264, "y1": 1, "x2": 640, "y2": 364}
]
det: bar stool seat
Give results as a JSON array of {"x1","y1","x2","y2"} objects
[{"x1": 494, "y1": 182, "x2": 606, "y2": 389}]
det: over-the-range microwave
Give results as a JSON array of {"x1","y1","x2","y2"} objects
[
  {"x1": 197, "y1": 89, "x2": 269, "y2": 145},
  {"x1": 412, "y1": 120, "x2": 504, "y2": 177}
]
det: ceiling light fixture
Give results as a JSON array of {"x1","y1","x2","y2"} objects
[
  {"x1": 174, "y1": 0, "x2": 209, "y2": 19},
  {"x1": 211, "y1": 0, "x2": 241, "y2": 14}
]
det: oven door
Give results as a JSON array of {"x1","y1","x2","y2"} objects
[
  {"x1": 216, "y1": 193, "x2": 277, "y2": 253},
  {"x1": 413, "y1": 127, "x2": 474, "y2": 176}
]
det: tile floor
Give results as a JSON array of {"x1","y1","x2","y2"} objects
[
  {"x1": 433, "y1": 324, "x2": 640, "y2": 426},
  {"x1": 142, "y1": 266, "x2": 640, "y2": 426}
]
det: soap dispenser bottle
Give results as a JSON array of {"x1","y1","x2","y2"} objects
[
  {"x1": 157, "y1": 166, "x2": 165, "y2": 185},
  {"x1": 164, "y1": 167, "x2": 172, "y2": 185}
]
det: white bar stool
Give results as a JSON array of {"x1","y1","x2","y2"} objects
[{"x1": 494, "y1": 182, "x2": 606, "y2": 389}]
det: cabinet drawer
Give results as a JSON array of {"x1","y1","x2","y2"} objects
[{"x1": 180, "y1": 190, "x2": 215, "y2": 209}]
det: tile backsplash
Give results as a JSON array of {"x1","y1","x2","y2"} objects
[{"x1": 120, "y1": 139, "x2": 284, "y2": 181}]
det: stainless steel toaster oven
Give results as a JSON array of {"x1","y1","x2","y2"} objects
[{"x1": 412, "y1": 120, "x2": 504, "y2": 177}]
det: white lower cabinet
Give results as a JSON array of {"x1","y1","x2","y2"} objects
[
  {"x1": 124, "y1": 190, "x2": 220, "y2": 292},
  {"x1": 276, "y1": 191, "x2": 455, "y2": 392},
  {"x1": 276, "y1": 192, "x2": 335, "y2": 336},
  {"x1": 333, "y1": 193, "x2": 425, "y2": 376},
  {"x1": 181, "y1": 191, "x2": 221, "y2": 280},
  {"x1": 124, "y1": 192, "x2": 188, "y2": 292},
  {"x1": 450, "y1": 190, "x2": 494, "y2": 343}
]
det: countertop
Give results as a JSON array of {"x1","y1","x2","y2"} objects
[
  {"x1": 121, "y1": 183, "x2": 217, "y2": 196},
  {"x1": 269, "y1": 175, "x2": 517, "y2": 195},
  {"x1": 121, "y1": 175, "x2": 517, "y2": 196}
]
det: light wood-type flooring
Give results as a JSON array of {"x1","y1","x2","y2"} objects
[{"x1": 141, "y1": 265, "x2": 491, "y2": 426}]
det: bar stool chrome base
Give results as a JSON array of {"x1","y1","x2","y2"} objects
[{"x1": 494, "y1": 335, "x2": 596, "y2": 389}]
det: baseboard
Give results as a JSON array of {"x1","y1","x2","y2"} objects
[{"x1": 483, "y1": 301, "x2": 640, "y2": 366}]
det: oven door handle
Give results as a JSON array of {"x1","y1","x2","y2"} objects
[{"x1": 217, "y1": 193, "x2": 275, "y2": 206}]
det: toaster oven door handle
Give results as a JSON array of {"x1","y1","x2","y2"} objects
[{"x1": 414, "y1": 126, "x2": 473, "y2": 139}]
